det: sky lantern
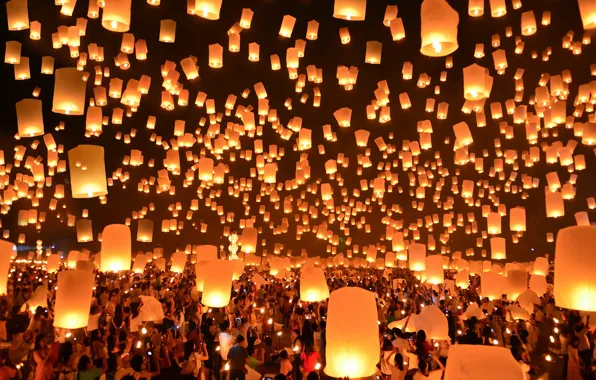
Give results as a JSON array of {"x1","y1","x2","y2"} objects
[
  {"x1": 555, "y1": 226, "x2": 596, "y2": 311},
  {"x1": 208, "y1": 43, "x2": 223, "y2": 68},
  {"x1": 240, "y1": 227, "x2": 258, "y2": 253},
  {"x1": 279, "y1": 15, "x2": 296, "y2": 37},
  {"x1": 6, "y1": 0, "x2": 28, "y2": 31},
  {"x1": 578, "y1": 0, "x2": 596, "y2": 29},
  {"x1": 481, "y1": 271, "x2": 506, "y2": 300},
  {"x1": 489, "y1": 0, "x2": 507, "y2": 17},
  {"x1": 100, "y1": 224, "x2": 131, "y2": 272},
  {"x1": 68, "y1": 145, "x2": 108, "y2": 198},
  {"x1": 76, "y1": 219, "x2": 93, "y2": 242},
  {"x1": 132, "y1": 254, "x2": 147, "y2": 273},
  {"x1": 468, "y1": 0, "x2": 484, "y2": 16},
  {"x1": 365, "y1": 41, "x2": 382, "y2": 64},
  {"x1": 195, "y1": 0, "x2": 222, "y2": 20},
  {"x1": 202, "y1": 259, "x2": 235, "y2": 307},
  {"x1": 333, "y1": 0, "x2": 367, "y2": 21},
  {"x1": 521, "y1": 11, "x2": 537, "y2": 35},
  {"x1": 425, "y1": 255, "x2": 444, "y2": 285},
  {"x1": 545, "y1": 192, "x2": 565, "y2": 218},
  {"x1": 46, "y1": 254, "x2": 60, "y2": 273},
  {"x1": 444, "y1": 346, "x2": 526, "y2": 379},
  {"x1": 5, "y1": 41, "x2": 21, "y2": 64},
  {"x1": 409, "y1": 243, "x2": 426, "y2": 271},
  {"x1": 15, "y1": 99, "x2": 43, "y2": 137},
  {"x1": 325, "y1": 287, "x2": 378, "y2": 378},
  {"x1": 52, "y1": 68, "x2": 86, "y2": 115},
  {"x1": 456, "y1": 269, "x2": 469, "y2": 289},
  {"x1": 0, "y1": 240, "x2": 13, "y2": 295},
  {"x1": 463, "y1": 64, "x2": 493, "y2": 100},
  {"x1": 67, "y1": 251, "x2": 80, "y2": 269},
  {"x1": 490, "y1": 237, "x2": 506, "y2": 260},
  {"x1": 54, "y1": 270, "x2": 94, "y2": 329},
  {"x1": 420, "y1": 0, "x2": 459, "y2": 57},
  {"x1": 159, "y1": 19, "x2": 176, "y2": 42},
  {"x1": 137, "y1": 219, "x2": 153, "y2": 242},
  {"x1": 506, "y1": 270, "x2": 528, "y2": 301},
  {"x1": 101, "y1": 0, "x2": 131, "y2": 32},
  {"x1": 300, "y1": 266, "x2": 330, "y2": 302},
  {"x1": 509, "y1": 207, "x2": 526, "y2": 232},
  {"x1": 170, "y1": 251, "x2": 186, "y2": 273}
]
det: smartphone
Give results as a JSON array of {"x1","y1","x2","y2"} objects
[{"x1": 235, "y1": 317, "x2": 242, "y2": 325}]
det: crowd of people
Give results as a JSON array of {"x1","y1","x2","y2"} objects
[{"x1": 0, "y1": 261, "x2": 592, "y2": 380}]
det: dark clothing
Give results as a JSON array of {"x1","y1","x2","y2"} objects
[
  {"x1": 228, "y1": 345, "x2": 248, "y2": 371},
  {"x1": 457, "y1": 331, "x2": 483, "y2": 345},
  {"x1": 229, "y1": 369, "x2": 246, "y2": 380}
]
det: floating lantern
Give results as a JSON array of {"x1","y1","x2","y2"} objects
[
  {"x1": 170, "y1": 251, "x2": 186, "y2": 273},
  {"x1": 195, "y1": 0, "x2": 222, "y2": 20},
  {"x1": 300, "y1": 266, "x2": 330, "y2": 302},
  {"x1": 101, "y1": 0, "x2": 131, "y2": 32},
  {"x1": 100, "y1": 224, "x2": 131, "y2": 272},
  {"x1": 54, "y1": 270, "x2": 94, "y2": 328},
  {"x1": 16, "y1": 99, "x2": 44, "y2": 137},
  {"x1": 52, "y1": 68, "x2": 86, "y2": 115},
  {"x1": 202, "y1": 259, "x2": 235, "y2": 307},
  {"x1": 420, "y1": 0, "x2": 459, "y2": 57},
  {"x1": 68, "y1": 145, "x2": 108, "y2": 198}
]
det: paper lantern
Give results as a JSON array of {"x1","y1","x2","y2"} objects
[
  {"x1": 202, "y1": 259, "x2": 235, "y2": 307},
  {"x1": 532, "y1": 257, "x2": 549, "y2": 276},
  {"x1": 489, "y1": 0, "x2": 507, "y2": 17},
  {"x1": 509, "y1": 207, "x2": 526, "y2": 232},
  {"x1": 208, "y1": 44, "x2": 223, "y2": 68},
  {"x1": 481, "y1": 271, "x2": 506, "y2": 300},
  {"x1": 334, "y1": 107, "x2": 352, "y2": 127},
  {"x1": 154, "y1": 257, "x2": 166, "y2": 271},
  {"x1": 100, "y1": 224, "x2": 131, "y2": 272},
  {"x1": 52, "y1": 68, "x2": 86, "y2": 115},
  {"x1": 468, "y1": 0, "x2": 484, "y2": 16},
  {"x1": 102, "y1": 0, "x2": 131, "y2": 32},
  {"x1": 578, "y1": 0, "x2": 596, "y2": 30},
  {"x1": 46, "y1": 254, "x2": 60, "y2": 273},
  {"x1": 54, "y1": 270, "x2": 94, "y2": 329},
  {"x1": 463, "y1": 64, "x2": 492, "y2": 100},
  {"x1": 409, "y1": 243, "x2": 426, "y2": 271},
  {"x1": 300, "y1": 266, "x2": 329, "y2": 302},
  {"x1": 521, "y1": 11, "x2": 537, "y2": 35},
  {"x1": 545, "y1": 192, "x2": 564, "y2": 218},
  {"x1": 529, "y1": 274, "x2": 548, "y2": 296},
  {"x1": 132, "y1": 254, "x2": 147, "y2": 273},
  {"x1": 159, "y1": 19, "x2": 176, "y2": 43},
  {"x1": 325, "y1": 287, "x2": 378, "y2": 378},
  {"x1": 279, "y1": 15, "x2": 296, "y2": 38},
  {"x1": 555, "y1": 226, "x2": 596, "y2": 311},
  {"x1": 420, "y1": 0, "x2": 459, "y2": 57},
  {"x1": 418, "y1": 305, "x2": 449, "y2": 340},
  {"x1": 506, "y1": 270, "x2": 528, "y2": 301},
  {"x1": 170, "y1": 251, "x2": 186, "y2": 273},
  {"x1": 456, "y1": 269, "x2": 469, "y2": 288},
  {"x1": 487, "y1": 212, "x2": 501, "y2": 235},
  {"x1": 76, "y1": 219, "x2": 93, "y2": 242},
  {"x1": 197, "y1": 244, "x2": 218, "y2": 262},
  {"x1": 5, "y1": 41, "x2": 21, "y2": 64},
  {"x1": 137, "y1": 219, "x2": 153, "y2": 242},
  {"x1": 444, "y1": 345, "x2": 525, "y2": 380},
  {"x1": 490, "y1": 237, "x2": 506, "y2": 260},
  {"x1": 68, "y1": 145, "x2": 108, "y2": 198},
  {"x1": 364, "y1": 41, "x2": 382, "y2": 64},
  {"x1": 333, "y1": 0, "x2": 367, "y2": 21},
  {"x1": 0, "y1": 240, "x2": 14, "y2": 295},
  {"x1": 67, "y1": 251, "x2": 80, "y2": 269},
  {"x1": 195, "y1": 261, "x2": 208, "y2": 291},
  {"x1": 6, "y1": 0, "x2": 28, "y2": 31},
  {"x1": 425, "y1": 255, "x2": 444, "y2": 285},
  {"x1": 15, "y1": 99, "x2": 44, "y2": 137},
  {"x1": 195, "y1": 0, "x2": 222, "y2": 19},
  {"x1": 241, "y1": 227, "x2": 257, "y2": 253}
]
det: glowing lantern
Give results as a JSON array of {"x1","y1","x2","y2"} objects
[
  {"x1": 137, "y1": 219, "x2": 154, "y2": 242},
  {"x1": 506, "y1": 270, "x2": 528, "y2": 301},
  {"x1": 279, "y1": 15, "x2": 296, "y2": 38},
  {"x1": 46, "y1": 254, "x2": 60, "y2": 273},
  {"x1": 159, "y1": 19, "x2": 176, "y2": 43},
  {"x1": 16, "y1": 99, "x2": 44, "y2": 137},
  {"x1": 545, "y1": 192, "x2": 564, "y2": 218},
  {"x1": 202, "y1": 259, "x2": 235, "y2": 307},
  {"x1": 325, "y1": 287, "x2": 378, "y2": 378},
  {"x1": 334, "y1": 107, "x2": 352, "y2": 127},
  {"x1": 198, "y1": 157, "x2": 214, "y2": 181},
  {"x1": 209, "y1": 43, "x2": 223, "y2": 68},
  {"x1": 195, "y1": 0, "x2": 222, "y2": 19},
  {"x1": 100, "y1": 224, "x2": 131, "y2": 272},
  {"x1": 170, "y1": 251, "x2": 186, "y2": 273},
  {"x1": 487, "y1": 212, "x2": 501, "y2": 235},
  {"x1": 333, "y1": 0, "x2": 367, "y2": 21},
  {"x1": 490, "y1": 237, "x2": 506, "y2": 260},
  {"x1": 468, "y1": 0, "x2": 484, "y2": 16},
  {"x1": 240, "y1": 227, "x2": 257, "y2": 253},
  {"x1": 132, "y1": 254, "x2": 147, "y2": 273},
  {"x1": 365, "y1": 41, "x2": 382, "y2": 64},
  {"x1": 456, "y1": 269, "x2": 469, "y2": 288},
  {"x1": 300, "y1": 266, "x2": 330, "y2": 302},
  {"x1": 5, "y1": 41, "x2": 21, "y2": 64},
  {"x1": 481, "y1": 271, "x2": 506, "y2": 300},
  {"x1": 521, "y1": 11, "x2": 537, "y2": 35},
  {"x1": 0, "y1": 240, "x2": 14, "y2": 295},
  {"x1": 420, "y1": 0, "x2": 459, "y2": 57},
  {"x1": 101, "y1": 0, "x2": 131, "y2": 32},
  {"x1": 463, "y1": 64, "x2": 493, "y2": 100},
  {"x1": 67, "y1": 251, "x2": 80, "y2": 269},
  {"x1": 555, "y1": 226, "x2": 596, "y2": 311},
  {"x1": 76, "y1": 219, "x2": 93, "y2": 242},
  {"x1": 52, "y1": 68, "x2": 86, "y2": 115},
  {"x1": 409, "y1": 243, "x2": 426, "y2": 271},
  {"x1": 578, "y1": 0, "x2": 596, "y2": 29},
  {"x1": 418, "y1": 305, "x2": 449, "y2": 340},
  {"x1": 54, "y1": 270, "x2": 94, "y2": 328},
  {"x1": 425, "y1": 255, "x2": 444, "y2": 285},
  {"x1": 68, "y1": 145, "x2": 108, "y2": 198},
  {"x1": 444, "y1": 346, "x2": 526, "y2": 379},
  {"x1": 509, "y1": 207, "x2": 526, "y2": 232},
  {"x1": 489, "y1": 0, "x2": 507, "y2": 17},
  {"x1": 6, "y1": 0, "x2": 28, "y2": 31}
]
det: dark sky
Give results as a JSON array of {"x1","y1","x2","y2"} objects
[{"x1": 0, "y1": 0, "x2": 594, "y2": 262}]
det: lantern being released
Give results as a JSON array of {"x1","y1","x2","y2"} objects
[
  {"x1": 420, "y1": 0, "x2": 459, "y2": 57},
  {"x1": 333, "y1": 0, "x2": 367, "y2": 21},
  {"x1": 325, "y1": 287, "x2": 378, "y2": 378},
  {"x1": 54, "y1": 270, "x2": 94, "y2": 329},
  {"x1": 202, "y1": 259, "x2": 235, "y2": 307},
  {"x1": 555, "y1": 226, "x2": 596, "y2": 311},
  {"x1": 100, "y1": 224, "x2": 131, "y2": 272},
  {"x1": 68, "y1": 145, "x2": 108, "y2": 198},
  {"x1": 300, "y1": 266, "x2": 330, "y2": 302}
]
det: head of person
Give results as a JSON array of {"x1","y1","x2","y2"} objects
[
  {"x1": 394, "y1": 353, "x2": 404, "y2": 371},
  {"x1": 570, "y1": 335, "x2": 580, "y2": 349},
  {"x1": 416, "y1": 330, "x2": 427, "y2": 344},
  {"x1": 34, "y1": 334, "x2": 47, "y2": 350},
  {"x1": 279, "y1": 350, "x2": 289, "y2": 360},
  {"x1": 274, "y1": 374, "x2": 287, "y2": 380},
  {"x1": 236, "y1": 335, "x2": 245, "y2": 345},
  {"x1": 382, "y1": 337, "x2": 393, "y2": 351},
  {"x1": 304, "y1": 340, "x2": 315, "y2": 355},
  {"x1": 306, "y1": 371, "x2": 320, "y2": 380},
  {"x1": 77, "y1": 355, "x2": 92, "y2": 372},
  {"x1": 130, "y1": 354, "x2": 144, "y2": 372}
]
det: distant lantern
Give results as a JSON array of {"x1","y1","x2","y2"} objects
[
  {"x1": 300, "y1": 266, "x2": 330, "y2": 302},
  {"x1": 101, "y1": 0, "x2": 131, "y2": 32},
  {"x1": 202, "y1": 259, "x2": 235, "y2": 307},
  {"x1": 555, "y1": 226, "x2": 596, "y2": 311},
  {"x1": 159, "y1": 19, "x2": 176, "y2": 43},
  {"x1": 137, "y1": 219, "x2": 154, "y2": 242},
  {"x1": 0, "y1": 240, "x2": 14, "y2": 295},
  {"x1": 68, "y1": 145, "x2": 108, "y2": 198},
  {"x1": 15, "y1": 99, "x2": 44, "y2": 137},
  {"x1": 208, "y1": 44, "x2": 223, "y2": 68},
  {"x1": 100, "y1": 224, "x2": 131, "y2": 272},
  {"x1": 195, "y1": 0, "x2": 222, "y2": 20},
  {"x1": 52, "y1": 68, "x2": 86, "y2": 115},
  {"x1": 420, "y1": 0, "x2": 459, "y2": 57},
  {"x1": 463, "y1": 64, "x2": 493, "y2": 100},
  {"x1": 578, "y1": 0, "x2": 596, "y2": 30},
  {"x1": 333, "y1": 0, "x2": 367, "y2": 21},
  {"x1": 490, "y1": 237, "x2": 506, "y2": 260},
  {"x1": 76, "y1": 219, "x2": 93, "y2": 242},
  {"x1": 54, "y1": 270, "x2": 94, "y2": 329},
  {"x1": 241, "y1": 227, "x2": 257, "y2": 253},
  {"x1": 132, "y1": 254, "x2": 147, "y2": 273},
  {"x1": 6, "y1": 0, "x2": 29, "y2": 31},
  {"x1": 170, "y1": 251, "x2": 186, "y2": 273},
  {"x1": 325, "y1": 287, "x2": 378, "y2": 378},
  {"x1": 46, "y1": 254, "x2": 60, "y2": 273},
  {"x1": 365, "y1": 41, "x2": 382, "y2": 64}
]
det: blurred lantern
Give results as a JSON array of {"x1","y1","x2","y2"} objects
[
  {"x1": 325, "y1": 287, "x2": 378, "y2": 378},
  {"x1": 578, "y1": 0, "x2": 596, "y2": 29},
  {"x1": 100, "y1": 224, "x2": 131, "y2": 272},
  {"x1": 333, "y1": 0, "x2": 367, "y2": 21},
  {"x1": 481, "y1": 271, "x2": 506, "y2": 300},
  {"x1": 409, "y1": 243, "x2": 426, "y2": 271},
  {"x1": 101, "y1": 0, "x2": 131, "y2": 32},
  {"x1": 137, "y1": 219, "x2": 154, "y2": 242},
  {"x1": 170, "y1": 251, "x2": 186, "y2": 273},
  {"x1": 54, "y1": 270, "x2": 94, "y2": 328},
  {"x1": 506, "y1": 270, "x2": 528, "y2": 301},
  {"x1": 202, "y1": 259, "x2": 235, "y2": 307},
  {"x1": 195, "y1": 0, "x2": 222, "y2": 19}
]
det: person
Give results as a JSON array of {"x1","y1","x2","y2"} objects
[
  {"x1": 32, "y1": 335, "x2": 54, "y2": 380},
  {"x1": 299, "y1": 341, "x2": 320, "y2": 377},
  {"x1": 391, "y1": 353, "x2": 408, "y2": 380},
  {"x1": 567, "y1": 335, "x2": 583, "y2": 380},
  {"x1": 0, "y1": 350, "x2": 19, "y2": 380},
  {"x1": 179, "y1": 341, "x2": 208, "y2": 380},
  {"x1": 279, "y1": 350, "x2": 293, "y2": 377},
  {"x1": 227, "y1": 335, "x2": 248, "y2": 380},
  {"x1": 380, "y1": 338, "x2": 396, "y2": 380},
  {"x1": 76, "y1": 355, "x2": 106, "y2": 380},
  {"x1": 114, "y1": 354, "x2": 158, "y2": 380}
]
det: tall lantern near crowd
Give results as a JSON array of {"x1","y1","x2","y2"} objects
[
  {"x1": 0, "y1": 240, "x2": 14, "y2": 295},
  {"x1": 325, "y1": 287, "x2": 378, "y2": 378},
  {"x1": 54, "y1": 270, "x2": 94, "y2": 328},
  {"x1": 420, "y1": 0, "x2": 459, "y2": 57},
  {"x1": 68, "y1": 145, "x2": 108, "y2": 198},
  {"x1": 202, "y1": 260, "x2": 235, "y2": 307},
  {"x1": 100, "y1": 224, "x2": 131, "y2": 272}
]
